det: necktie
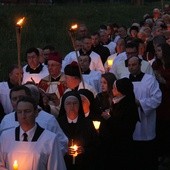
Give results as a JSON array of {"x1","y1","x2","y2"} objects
[{"x1": 23, "y1": 133, "x2": 28, "y2": 141}]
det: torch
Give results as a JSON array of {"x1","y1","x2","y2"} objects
[
  {"x1": 16, "y1": 17, "x2": 25, "y2": 85},
  {"x1": 68, "y1": 24, "x2": 85, "y2": 88}
]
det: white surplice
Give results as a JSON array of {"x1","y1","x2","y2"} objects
[
  {"x1": 0, "y1": 82, "x2": 13, "y2": 114},
  {"x1": 61, "y1": 50, "x2": 105, "y2": 73},
  {"x1": 0, "y1": 110, "x2": 68, "y2": 155},
  {"x1": 0, "y1": 128, "x2": 66, "y2": 170},
  {"x1": 22, "y1": 64, "x2": 49, "y2": 84},
  {"x1": 131, "y1": 74, "x2": 162, "y2": 140}
]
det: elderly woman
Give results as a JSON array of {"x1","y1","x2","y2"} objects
[{"x1": 58, "y1": 90, "x2": 99, "y2": 170}]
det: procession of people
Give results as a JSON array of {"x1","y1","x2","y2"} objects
[{"x1": 0, "y1": 4, "x2": 170, "y2": 170}]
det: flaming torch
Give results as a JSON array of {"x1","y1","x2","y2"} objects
[
  {"x1": 16, "y1": 17, "x2": 25, "y2": 85},
  {"x1": 68, "y1": 24, "x2": 85, "y2": 88}
]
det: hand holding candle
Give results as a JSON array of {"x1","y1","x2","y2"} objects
[
  {"x1": 13, "y1": 160, "x2": 18, "y2": 170},
  {"x1": 69, "y1": 144, "x2": 78, "y2": 164}
]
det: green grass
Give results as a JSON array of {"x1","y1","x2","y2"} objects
[{"x1": 0, "y1": 1, "x2": 166, "y2": 79}]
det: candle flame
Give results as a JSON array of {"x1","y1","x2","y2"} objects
[
  {"x1": 70, "y1": 24, "x2": 78, "y2": 30},
  {"x1": 107, "y1": 59, "x2": 113, "y2": 66},
  {"x1": 14, "y1": 160, "x2": 17, "y2": 164},
  {"x1": 13, "y1": 160, "x2": 18, "y2": 170},
  {"x1": 70, "y1": 144, "x2": 78, "y2": 151},
  {"x1": 16, "y1": 17, "x2": 25, "y2": 27},
  {"x1": 93, "y1": 121, "x2": 101, "y2": 130}
]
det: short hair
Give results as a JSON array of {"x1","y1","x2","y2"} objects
[
  {"x1": 17, "y1": 96, "x2": 37, "y2": 110},
  {"x1": 79, "y1": 54, "x2": 91, "y2": 63},
  {"x1": 43, "y1": 45, "x2": 55, "y2": 51},
  {"x1": 24, "y1": 83, "x2": 40, "y2": 104},
  {"x1": 10, "y1": 85, "x2": 31, "y2": 99},
  {"x1": 8, "y1": 64, "x2": 19, "y2": 74},
  {"x1": 26, "y1": 47, "x2": 39, "y2": 57}
]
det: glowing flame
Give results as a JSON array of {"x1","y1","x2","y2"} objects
[
  {"x1": 93, "y1": 121, "x2": 101, "y2": 130},
  {"x1": 70, "y1": 24, "x2": 78, "y2": 30},
  {"x1": 16, "y1": 17, "x2": 25, "y2": 27},
  {"x1": 13, "y1": 160, "x2": 18, "y2": 170}
]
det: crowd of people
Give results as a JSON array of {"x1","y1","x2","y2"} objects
[{"x1": 0, "y1": 4, "x2": 170, "y2": 170}]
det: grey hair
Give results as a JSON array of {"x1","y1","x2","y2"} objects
[{"x1": 24, "y1": 83, "x2": 40, "y2": 104}]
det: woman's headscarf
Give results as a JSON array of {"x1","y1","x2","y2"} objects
[
  {"x1": 115, "y1": 77, "x2": 135, "y2": 101},
  {"x1": 78, "y1": 89, "x2": 95, "y2": 112},
  {"x1": 58, "y1": 90, "x2": 84, "y2": 118}
]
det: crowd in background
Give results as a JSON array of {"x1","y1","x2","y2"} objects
[{"x1": 0, "y1": 4, "x2": 170, "y2": 170}]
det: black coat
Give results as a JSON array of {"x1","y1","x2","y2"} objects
[{"x1": 58, "y1": 115, "x2": 100, "y2": 170}]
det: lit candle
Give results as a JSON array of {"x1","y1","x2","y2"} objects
[
  {"x1": 107, "y1": 59, "x2": 113, "y2": 67},
  {"x1": 70, "y1": 144, "x2": 78, "y2": 164},
  {"x1": 93, "y1": 121, "x2": 101, "y2": 133},
  {"x1": 13, "y1": 160, "x2": 18, "y2": 170}
]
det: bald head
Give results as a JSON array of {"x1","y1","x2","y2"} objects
[{"x1": 127, "y1": 56, "x2": 141, "y2": 75}]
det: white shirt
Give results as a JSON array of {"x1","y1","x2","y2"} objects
[
  {"x1": 0, "y1": 128, "x2": 66, "y2": 170},
  {"x1": 110, "y1": 59, "x2": 154, "y2": 79},
  {"x1": 0, "y1": 110, "x2": 68, "y2": 155},
  {"x1": 20, "y1": 124, "x2": 37, "y2": 142},
  {"x1": 128, "y1": 73, "x2": 162, "y2": 141},
  {"x1": 0, "y1": 82, "x2": 13, "y2": 114},
  {"x1": 62, "y1": 50, "x2": 105, "y2": 73},
  {"x1": 22, "y1": 64, "x2": 49, "y2": 84}
]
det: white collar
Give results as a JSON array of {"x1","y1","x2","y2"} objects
[
  {"x1": 67, "y1": 116, "x2": 78, "y2": 123},
  {"x1": 20, "y1": 124, "x2": 37, "y2": 142},
  {"x1": 112, "y1": 95, "x2": 125, "y2": 104}
]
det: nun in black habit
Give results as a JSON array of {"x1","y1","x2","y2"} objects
[{"x1": 58, "y1": 90, "x2": 100, "y2": 170}]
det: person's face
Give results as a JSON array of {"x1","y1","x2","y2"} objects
[
  {"x1": 127, "y1": 57, "x2": 141, "y2": 75},
  {"x1": 64, "y1": 96, "x2": 79, "y2": 117},
  {"x1": 78, "y1": 55, "x2": 90, "y2": 72},
  {"x1": 101, "y1": 77, "x2": 108, "y2": 92},
  {"x1": 154, "y1": 27, "x2": 163, "y2": 36},
  {"x1": 9, "y1": 68, "x2": 23, "y2": 85},
  {"x1": 80, "y1": 95, "x2": 90, "y2": 114},
  {"x1": 100, "y1": 32, "x2": 109, "y2": 44},
  {"x1": 126, "y1": 47, "x2": 138, "y2": 58},
  {"x1": 118, "y1": 27, "x2": 127, "y2": 38},
  {"x1": 10, "y1": 90, "x2": 27, "y2": 110},
  {"x1": 116, "y1": 40, "x2": 125, "y2": 53},
  {"x1": 130, "y1": 30, "x2": 138, "y2": 38},
  {"x1": 65, "y1": 75, "x2": 77, "y2": 89},
  {"x1": 82, "y1": 38, "x2": 92, "y2": 52},
  {"x1": 166, "y1": 38, "x2": 170, "y2": 45},
  {"x1": 16, "y1": 101, "x2": 37, "y2": 130},
  {"x1": 78, "y1": 26, "x2": 88, "y2": 37},
  {"x1": 138, "y1": 43, "x2": 146, "y2": 56},
  {"x1": 155, "y1": 46, "x2": 163, "y2": 59},
  {"x1": 27, "y1": 52, "x2": 39, "y2": 69},
  {"x1": 75, "y1": 40, "x2": 83, "y2": 50},
  {"x1": 48, "y1": 60, "x2": 61, "y2": 77},
  {"x1": 43, "y1": 49, "x2": 51, "y2": 60},
  {"x1": 112, "y1": 82, "x2": 122, "y2": 97},
  {"x1": 91, "y1": 34, "x2": 99, "y2": 46}
]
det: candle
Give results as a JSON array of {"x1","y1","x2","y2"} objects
[
  {"x1": 107, "y1": 59, "x2": 113, "y2": 67},
  {"x1": 93, "y1": 121, "x2": 101, "y2": 132},
  {"x1": 70, "y1": 144, "x2": 78, "y2": 164},
  {"x1": 13, "y1": 160, "x2": 18, "y2": 170}
]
